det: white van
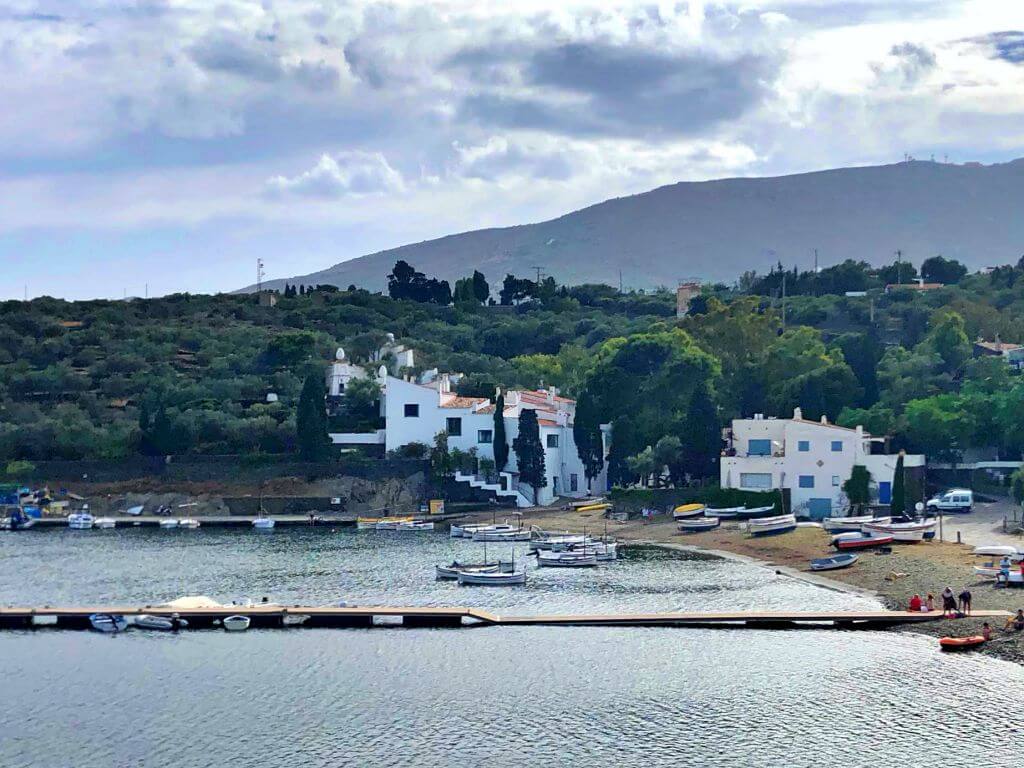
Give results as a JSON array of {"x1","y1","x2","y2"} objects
[{"x1": 926, "y1": 489, "x2": 973, "y2": 514}]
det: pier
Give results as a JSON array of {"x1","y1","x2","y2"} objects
[{"x1": 0, "y1": 606, "x2": 1008, "y2": 631}]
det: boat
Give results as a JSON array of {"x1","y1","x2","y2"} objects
[
  {"x1": 678, "y1": 517, "x2": 720, "y2": 533},
  {"x1": 358, "y1": 516, "x2": 413, "y2": 530},
  {"x1": 574, "y1": 502, "x2": 612, "y2": 513},
  {"x1": 93, "y1": 517, "x2": 116, "y2": 529},
  {"x1": 282, "y1": 614, "x2": 310, "y2": 627},
  {"x1": 133, "y1": 614, "x2": 188, "y2": 631},
  {"x1": 810, "y1": 553, "x2": 859, "y2": 571},
  {"x1": 2, "y1": 506, "x2": 36, "y2": 530},
  {"x1": 568, "y1": 541, "x2": 618, "y2": 561},
  {"x1": 451, "y1": 523, "x2": 516, "y2": 538},
  {"x1": 831, "y1": 531, "x2": 894, "y2": 550},
  {"x1": 529, "y1": 530, "x2": 594, "y2": 550},
  {"x1": 473, "y1": 529, "x2": 530, "y2": 542},
  {"x1": 822, "y1": 514, "x2": 874, "y2": 533},
  {"x1": 67, "y1": 509, "x2": 95, "y2": 529},
  {"x1": 394, "y1": 520, "x2": 435, "y2": 531},
  {"x1": 672, "y1": 503, "x2": 705, "y2": 520},
  {"x1": 436, "y1": 560, "x2": 513, "y2": 579},
  {"x1": 973, "y1": 545, "x2": 1020, "y2": 558},
  {"x1": 457, "y1": 568, "x2": 527, "y2": 586},
  {"x1": 974, "y1": 565, "x2": 1002, "y2": 579},
  {"x1": 536, "y1": 550, "x2": 599, "y2": 567},
  {"x1": 159, "y1": 519, "x2": 179, "y2": 529},
  {"x1": 747, "y1": 513, "x2": 797, "y2": 537},
  {"x1": 178, "y1": 518, "x2": 200, "y2": 529},
  {"x1": 222, "y1": 615, "x2": 251, "y2": 631},
  {"x1": 731, "y1": 505, "x2": 778, "y2": 520},
  {"x1": 252, "y1": 516, "x2": 275, "y2": 530},
  {"x1": 861, "y1": 519, "x2": 934, "y2": 543},
  {"x1": 89, "y1": 613, "x2": 128, "y2": 633},
  {"x1": 939, "y1": 635, "x2": 986, "y2": 651},
  {"x1": 703, "y1": 506, "x2": 745, "y2": 518},
  {"x1": 125, "y1": 505, "x2": 144, "y2": 516}
]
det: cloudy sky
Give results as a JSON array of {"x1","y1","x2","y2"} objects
[{"x1": 3, "y1": 0, "x2": 1024, "y2": 299}]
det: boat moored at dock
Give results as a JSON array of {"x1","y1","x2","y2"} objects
[
  {"x1": 89, "y1": 613, "x2": 128, "y2": 633},
  {"x1": 67, "y1": 508, "x2": 95, "y2": 530}
]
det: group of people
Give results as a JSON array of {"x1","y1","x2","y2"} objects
[{"x1": 907, "y1": 586, "x2": 972, "y2": 616}]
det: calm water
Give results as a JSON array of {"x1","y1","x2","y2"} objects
[{"x1": 2, "y1": 527, "x2": 1023, "y2": 767}]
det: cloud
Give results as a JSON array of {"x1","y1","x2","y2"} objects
[
  {"x1": 871, "y1": 42, "x2": 937, "y2": 87},
  {"x1": 189, "y1": 32, "x2": 285, "y2": 82},
  {"x1": 967, "y1": 30, "x2": 1024, "y2": 64},
  {"x1": 265, "y1": 152, "x2": 407, "y2": 199}
]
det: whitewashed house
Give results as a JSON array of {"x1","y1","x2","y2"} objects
[{"x1": 719, "y1": 408, "x2": 925, "y2": 519}]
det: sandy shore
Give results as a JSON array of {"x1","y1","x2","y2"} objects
[{"x1": 470, "y1": 507, "x2": 1024, "y2": 664}]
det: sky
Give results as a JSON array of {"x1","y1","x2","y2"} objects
[{"x1": 4, "y1": 0, "x2": 1024, "y2": 300}]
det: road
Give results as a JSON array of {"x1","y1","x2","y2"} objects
[{"x1": 937, "y1": 496, "x2": 1024, "y2": 548}]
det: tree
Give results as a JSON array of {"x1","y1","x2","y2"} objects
[
  {"x1": 296, "y1": 373, "x2": 331, "y2": 461},
  {"x1": 1011, "y1": 465, "x2": 1024, "y2": 507},
  {"x1": 843, "y1": 465, "x2": 872, "y2": 513},
  {"x1": 430, "y1": 430, "x2": 453, "y2": 483},
  {"x1": 652, "y1": 435, "x2": 684, "y2": 486},
  {"x1": 387, "y1": 260, "x2": 452, "y2": 304},
  {"x1": 920, "y1": 255, "x2": 967, "y2": 284},
  {"x1": 681, "y1": 384, "x2": 720, "y2": 482},
  {"x1": 926, "y1": 311, "x2": 970, "y2": 373},
  {"x1": 512, "y1": 408, "x2": 547, "y2": 503},
  {"x1": 472, "y1": 270, "x2": 489, "y2": 304},
  {"x1": 890, "y1": 452, "x2": 906, "y2": 518},
  {"x1": 626, "y1": 446, "x2": 658, "y2": 487},
  {"x1": 573, "y1": 391, "x2": 605, "y2": 487},
  {"x1": 493, "y1": 393, "x2": 508, "y2": 471}
]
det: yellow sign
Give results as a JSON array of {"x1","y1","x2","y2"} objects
[{"x1": 428, "y1": 499, "x2": 445, "y2": 516}]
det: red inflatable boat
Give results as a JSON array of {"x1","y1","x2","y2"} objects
[{"x1": 939, "y1": 636, "x2": 986, "y2": 651}]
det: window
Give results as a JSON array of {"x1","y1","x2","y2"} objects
[
  {"x1": 477, "y1": 430, "x2": 493, "y2": 444},
  {"x1": 832, "y1": 475, "x2": 840, "y2": 487},
  {"x1": 546, "y1": 434, "x2": 559, "y2": 448},
  {"x1": 799, "y1": 475, "x2": 815, "y2": 488},
  {"x1": 798, "y1": 440, "x2": 810, "y2": 452},
  {"x1": 570, "y1": 474, "x2": 578, "y2": 492},
  {"x1": 740, "y1": 472, "x2": 772, "y2": 489},
  {"x1": 748, "y1": 439, "x2": 771, "y2": 456},
  {"x1": 446, "y1": 417, "x2": 462, "y2": 436},
  {"x1": 403, "y1": 404, "x2": 419, "y2": 417},
  {"x1": 831, "y1": 440, "x2": 843, "y2": 452}
]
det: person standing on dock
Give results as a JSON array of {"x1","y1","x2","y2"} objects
[
  {"x1": 957, "y1": 588, "x2": 972, "y2": 616},
  {"x1": 941, "y1": 587, "x2": 956, "y2": 617}
]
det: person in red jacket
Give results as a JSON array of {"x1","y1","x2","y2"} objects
[{"x1": 908, "y1": 594, "x2": 923, "y2": 612}]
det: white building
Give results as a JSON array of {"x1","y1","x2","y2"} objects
[
  {"x1": 326, "y1": 334, "x2": 414, "y2": 397},
  {"x1": 720, "y1": 408, "x2": 925, "y2": 519}
]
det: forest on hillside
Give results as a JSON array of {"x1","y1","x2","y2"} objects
[{"x1": 4, "y1": 253, "x2": 1024, "y2": 485}]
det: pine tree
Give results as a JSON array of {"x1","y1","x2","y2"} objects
[
  {"x1": 681, "y1": 384, "x2": 720, "y2": 482},
  {"x1": 890, "y1": 452, "x2": 906, "y2": 518},
  {"x1": 513, "y1": 408, "x2": 547, "y2": 503},
  {"x1": 493, "y1": 393, "x2": 509, "y2": 471},
  {"x1": 296, "y1": 372, "x2": 331, "y2": 461}
]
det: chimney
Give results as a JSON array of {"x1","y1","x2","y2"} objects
[
  {"x1": 440, "y1": 373, "x2": 450, "y2": 393},
  {"x1": 820, "y1": 415, "x2": 828, "y2": 425},
  {"x1": 793, "y1": 407, "x2": 802, "y2": 420}
]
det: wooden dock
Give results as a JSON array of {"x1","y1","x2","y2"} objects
[{"x1": 0, "y1": 606, "x2": 1007, "y2": 631}]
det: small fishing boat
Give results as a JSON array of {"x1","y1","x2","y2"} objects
[
  {"x1": 159, "y1": 519, "x2": 179, "y2": 529},
  {"x1": 974, "y1": 565, "x2": 1001, "y2": 579},
  {"x1": 862, "y1": 519, "x2": 934, "y2": 543},
  {"x1": 747, "y1": 513, "x2": 797, "y2": 537},
  {"x1": 731, "y1": 505, "x2": 778, "y2": 520},
  {"x1": 178, "y1": 518, "x2": 200, "y2": 529},
  {"x1": 536, "y1": 550, "x2": 598, "y2": 568},
  {"x1": 939, "y1": 635, "x2": 986, "y2": 651},
  {"x1": 567, "y1": 541, "x2": 618, "y2": 561},
  {"x1": 397, "y1": 520, "x2": 435, "y2": 531},
  {"x1": 810, "y1": 553, "x2": 859, "y2": 571},
  {"x1": 575, "y1": 502, "x2": 612, "y2": 513},
  {"x1": 89, "y1": 613, "x2": 128, "y2": 633},
  {"x1": 2, "y1": 506, "x2": 35, "y2": 530},
  {"x1": 222, "y1": 615, "x2": 251, "y2": 631},
  {"x1": 252, "y1": 516, "x2": 275, "y2": 530},
  {"x1": 973, "y1": 545, "x2": 1020, "y2": 558},
  {"x1": 359, "y1": 516, "x2": 413, "y2": 530},
  {"x1": 831, "y1": 531, "x2": 894, "y2": 550},
  {"x1": 451, "y1": 523, "x2": 516, "y2": 538},
  {"x1": 67, "y1": 509, "x2": 95, "y2": 530},
  {"x1": 529, "y1": 530, "x2": 594, "y2": 550},
  {"x1": 94, "y1": 517, "x2": 117, "y2": 529},
  {"x1": 436, "y1": 560, "x2": 514, "y2": 580},
  {"x1": 672, "y1": 503, "x2": 705, "y2": 520},
  {"x1": 703, "y1": 506, "x2": 745, "y2": 518},
  {"x1": 125, "y1": 505, "x2": 144, "y2": 516},
  {"x1": 457, "y1": 568, "x2": 527, "y2": 586},
  {"x1": 822, "y1": 515, "x2": 874, "y2": 533},
  {"x1": 134, "y1": 614, "x2": 188, "y2": 631},
  {"x1": 473, "y1": 529, "x2": 530, "y2": 542},
  {"x1": 679, "y1": 517, "x2": 720, "y2": 533}
]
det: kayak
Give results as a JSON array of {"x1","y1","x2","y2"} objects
[{"x1": 939, "y1": 636, "x2": 986, "y2": 651}]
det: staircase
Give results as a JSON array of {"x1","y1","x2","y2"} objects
[{"x1": 453, "y1": 471, "x2": 533, "y2": 508}]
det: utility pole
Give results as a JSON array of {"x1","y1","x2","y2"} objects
[
  {"x1": 781, "y1": 271, "x2": 787, "y2": 331},
  {"x1": 618, "y1": 270, "x2": 623, "y2": 293},
  {"x1": 531, "y1": 265, "x2": 544, "y2": 284},
  {"x1": 895, "y1": 249, "x2": 903, "y2": 286},
  {"x1": 257, "y1": 258, "x2": 265, "y2": 294},
  {"x1": 145, "y1": 283, "x2": 149, "y2": 299}
]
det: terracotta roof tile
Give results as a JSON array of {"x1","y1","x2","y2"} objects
[{"x1": 439, "y1": 396, "x2": 489, "y2": 409}]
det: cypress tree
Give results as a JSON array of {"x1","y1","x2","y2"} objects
[
  {"x1": 297, "y1": 372, "x2": 331, "y2": 461},
  {"x1": 493, "y1": 393, "x2": 508, "y2": 471},
  {"x1": 681, "y1": 384, "x2": 719, "y2": 482},
  {"x1": 513, "y1": 408, "x2": 547, "y2": 504},
  {"x1": 890, "y1": 452, "x2": 906, "y2": 518}
]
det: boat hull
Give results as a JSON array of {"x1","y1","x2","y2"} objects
[
  {"x1": 223, "y1": 615, "x2": 251, "y2": 631},
  {"x1": 810, "y1": 554, "x2": 859, "y2": 571},
  {"x1": 832, "y1": 533, "x2": 894, "y2": 550},
  {"x1": 89, "y1": 614, "x2": 128, "y2": 633},
  {"x1": 536, "y1": 553, "x2": 598, "y2": 567},
  {"x1": 748, "y1": 514, "x2": 797, "y2": 537},
  {"x1": 679, "y1": 518, "x2": 719, "y2": 532},
  {"x1": 822, "y1": 515, "x2": 874, "y2": 533},
  {"x1": 457, "y1": 570, "x2": 526, "y2": 586}
]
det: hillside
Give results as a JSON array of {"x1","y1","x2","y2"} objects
[{"x1": 260, "y1": 159, "x2": 1024, "y2": 291}]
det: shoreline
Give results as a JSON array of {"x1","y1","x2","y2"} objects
[{"x1": 477, "y1": 506, "x2": 1024, "y2": 664}]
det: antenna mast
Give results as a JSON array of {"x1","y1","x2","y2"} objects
[{"x1": 257, "y1": 258, "x2": 265, "y2": 294}]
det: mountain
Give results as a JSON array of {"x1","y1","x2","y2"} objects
[{"x1": 257, "y1": 158, "x2": 1024, "y2": 292}]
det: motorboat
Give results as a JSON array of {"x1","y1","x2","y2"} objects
[
  {"x1": 133, "y1": 614, "x2": 188, "y2": 631},
  {"x1": 822, "y1": 515, "x2": 874, "y2": 533},
  {"x1": 457, "y1": 568, "x2": 527, "y2": 586},
  {"x1": 436, "y1": 560, "x2": 515, "y2": 580},
  {"x1": 2, "y1": 506, "x2": 35, "y2": 530},
  {"x1": 222, "y1": 615, "x2": 251, "y2": 631},
  {"x1": 397, "y1": 520, "x2": 435, "y2": 531},
  {"x1": 89, "y1": 613, "x2": 128, "y2": 633},
  {"x1": 703, "y1": 506, "x2": 745, "y2": 518},
  {"x1": 678, "y1": 517, "x2": 720, "y2": 533},
  {"x1": 672, "y1": 503, "x2": 705, "y2": 520},
  {"x1": 159, "y1": 519, "x2": 179, "y2": 529},
  {"x1": 252, "y1": 516, "x2": 275, "y2": 530},
  {"x1": 178, "y1": 518, "x2": 200, "y2": 529},
  {"x1": 535, "y1": 550, "x2": 598, "y2": 567},
  {"x1": 810, "y1": 553, "x2": 859, "y2": 571},
  {"x1": 473, "y1": 529, "x2": 530, "y2": 542},
  {"x1": 861, "y1": 519, "x2": 934, "y2": 543},
  {"x1": 831, "y1": 531, "x2": 894, "y2": 550},
  {"x1": 67, "y1": 509, "x2": 95, "y2": 529},
  {"x1": 451, "y1": 523, "x2": 516, "y2": 538},
  {"x1": 747, "y1": 513, "x2": 797, "y2": 537}
]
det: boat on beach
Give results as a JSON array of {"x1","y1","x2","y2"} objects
[
  {"x1": 747, "y1": 513, "x2": 797, "y2": 537},
  {"x1": 822, "y1": 515, "x2": 874, "y2": 533},
  {"x1": 831, "y1": 531, "x2": 894, "y2": 550},
  {"x1": 973, "y1": 545, "x2": 1020, "y2": 559},
  {"x1": 679, "y1": 517, "x2": 720, "y2": 533},
  {"x1": 939, "y1": 635, "x2": 986, "y2": 651},
  {"x1": 810, "y1": 553, "x2": 859, "y2": 571},
  {"x1": 703, "y1": 506, "x2": 745, "y2": 518},
  {"x1": 861, "y1": 519, "x2": 934, "y2": 543},
  {"x1": 672, "y1": 503, "x2": 705, "y2": 520}
]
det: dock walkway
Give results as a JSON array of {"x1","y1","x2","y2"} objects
[{"x1": 0, "y1": 606, "x2": 1007, "y2": 631}]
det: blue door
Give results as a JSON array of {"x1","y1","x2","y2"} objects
[
  {"x1": 808, "y1": 498, "x2": 832, "y2": 520},
  {"x1": 878, "y1": 481, "x2": 892, "y2": 504}
]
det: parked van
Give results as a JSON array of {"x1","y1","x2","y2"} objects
[{"x1": 926, "y1": 488, "x2": 973, "y2": 514}]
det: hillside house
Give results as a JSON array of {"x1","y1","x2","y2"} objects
[{"x1": 974, "y1": 339, "x2": 1024, "y2": 370}]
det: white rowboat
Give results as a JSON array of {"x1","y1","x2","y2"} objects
[
  {"x1": 223, "y1": 615, "x2": 251, "y2": 631},
  {"x1": 457, "y1": 569, "x2": 526, "y2": 586},
  {"x1": 748, "y1": 513, "x2": 797, "y2": 537}
]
